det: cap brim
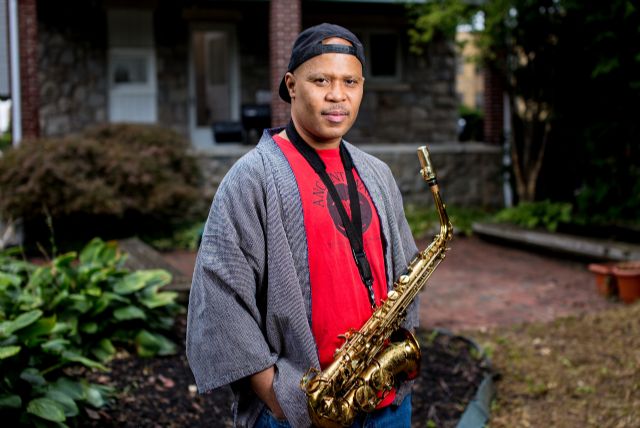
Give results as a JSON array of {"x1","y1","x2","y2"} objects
[{"x1": 279, "y1": 76, "x2": 291, "y2": 103}]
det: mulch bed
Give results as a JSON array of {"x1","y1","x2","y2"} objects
[{"x1": 84, "y1": 316, "x2": 490, "y2": 428}]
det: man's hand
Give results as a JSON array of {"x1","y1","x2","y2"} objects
[{"x1": 250, "y1": 366, "x2": 286, "y2": 420}]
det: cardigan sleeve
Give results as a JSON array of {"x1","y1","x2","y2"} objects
[{"x1": 186, "y1": 151, "x2": 277, "y2": 394}]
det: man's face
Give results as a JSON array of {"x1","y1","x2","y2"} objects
[{"x1": 285, "y1": 37, "x2": 364, "y2": 149}]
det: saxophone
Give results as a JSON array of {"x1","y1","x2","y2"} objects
[{"x1": 301, "y1": 146, "x2": 453, "y2": 427}]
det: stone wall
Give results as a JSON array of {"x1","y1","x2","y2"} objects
[
  {"x1": 195, "y1": 143, "x2": 503, "y2": 209},
  {"x1": 155, "y1": 6, "x2": 190, "y2": 137},
  {"x1": 37, "y1": 2, "x2": 107, "y2": 136},
  {"x1": 348, "y1": 39, "x2": 459, "y2": 144}
]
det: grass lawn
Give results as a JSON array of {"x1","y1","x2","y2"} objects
[{"x1": 470, "y1": 302, "x2": 640, "y2": 427}]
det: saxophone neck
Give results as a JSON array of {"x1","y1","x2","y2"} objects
[{"x1": 417, "y1": 146, "x2": 454, "y2": 242}]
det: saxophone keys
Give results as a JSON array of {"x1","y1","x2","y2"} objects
[{"x1": 354, "y1": 384, "x2": 378, "y2": 413}]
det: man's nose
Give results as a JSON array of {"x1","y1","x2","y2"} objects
[{"x1": 326, "y1": 82, "x2": 347, "y2": 101}]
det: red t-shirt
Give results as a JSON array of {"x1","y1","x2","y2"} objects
[{"x1": 274, "y1": 135, "x2": 395, "y2": 407}]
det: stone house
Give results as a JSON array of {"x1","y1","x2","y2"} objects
[{"x1": 2, "y1": 0, "x2": 504, "y2": 208}]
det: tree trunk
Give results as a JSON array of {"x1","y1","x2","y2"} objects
[{"x1": 509, "y1": 97, "x2": 550, "y2": 203}]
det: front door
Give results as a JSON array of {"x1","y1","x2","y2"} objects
[{"x1": 189, "y1": 26, "x2": 239, "y2": 148}]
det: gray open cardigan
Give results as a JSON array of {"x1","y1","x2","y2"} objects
[{"x1": 186, "y1": 128, "x2": 419, "y2": 428}]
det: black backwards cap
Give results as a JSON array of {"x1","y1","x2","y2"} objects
[{"x1": 278, "y1": 23, "x2": 366, "y2": 103}]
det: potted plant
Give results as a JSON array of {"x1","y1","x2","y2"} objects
[
  {"x1": 612, "y1": 261, "x2": 640, "y2": 304},
  {"x1": 587, "y1": 262, "x2": 618, "y2": 297}
]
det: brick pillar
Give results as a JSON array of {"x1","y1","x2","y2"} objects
[
  {"x1": 269, "y1": 0, "x2": 301, "y2": 127},
  {"x1": 483, "y1": 63, "x2": 504, "y2": 145},
  {"x1": 18, "y1": 0, "x2": 39, "y2": 139}
]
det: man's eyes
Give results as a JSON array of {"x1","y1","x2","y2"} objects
[{"x1": 312, "y1": 77, "x2": 360, "y2": 87}]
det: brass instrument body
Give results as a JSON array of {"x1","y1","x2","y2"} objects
[{"x1": 301, "y1": 146, "x2": 453, "y2": 427}]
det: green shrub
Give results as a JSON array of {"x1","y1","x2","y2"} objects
[
  {"x1": 405, "y1": 204, "x2": 491, "y2": 238},
  {"x1": 0, "y1": 124, "x2": 204, "y2": 248},
  {"x1": 491, "y1": 200, "x2": 572, "y2": 232},
  {"x1": 573, "y1": 158, "x2": 640, "y2": 228},
  {"x1": 0, "y1": 238, "x2": 181, "y2": 425}
]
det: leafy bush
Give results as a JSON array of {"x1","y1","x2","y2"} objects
[
  {"x1": 405, "y1": 204, "x2": 491, "y2": 238},
  {"x1": 0, "y1": 238, "x2": 181, "y2": 425},
  {"x1": 573, "y1": 156, "x2": 640, "y2": 228},
  {"x1": 491, "y1": 200, "x2": 572, "y2": 232},
  {"x1": 0, "y1": 124, "x2": 204, "y2": 248}
]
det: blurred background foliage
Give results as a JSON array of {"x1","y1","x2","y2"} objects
[
  {"x1": 0, "y1": 124, "x2": 206, "y2": 254},
  {"x1": 409, "y1": 0, "x2": 640, "y2": 231}
]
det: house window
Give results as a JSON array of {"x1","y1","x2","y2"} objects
[
  {"x1": 356, "y1": 31, "x2": 402, "y2": 81},
  {"x1": 112, "y1": 55, "x2": 148, "y2": 84},
  {"x1": 107, "y1": 10, "x2": 157, "y2": 124}
]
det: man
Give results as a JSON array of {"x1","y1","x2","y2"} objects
[{"x1": 187, "y1": 23, "x2": 418, "y2": 428}]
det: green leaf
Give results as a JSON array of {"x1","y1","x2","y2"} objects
[
  {"x1": 50, "y1": 290, "x2": 69, "y2": 309},
  {"x1": 139, "y1": 291, "x2": 178, "y2": 309},
  {"x1": 83, "y1": 384, "x2": 110, "y2": 408},
  {"x1": 92, "y1": 338, "x2": 116, "y2": 363},
  {"x1": 20, "y1": 368, "x2": 47, "y2": 386},
  {"x1": 78, "y1": 238, "x2": 106, "y2": 266},
  {"x1": 41, "y1": 338, "x2": 71, "y2": 354},
  {"x1": 114, "y1": 270, "x2": 171, "y2": 295},
  {"x1": 52, "y1": 253, "x2": 76, "y2": 267},
  {"x1": 27, "y1": 397, "x2": 67, "y2": 422},
  {"x1": 91, "y1": 291, "x2": 130, "y2": 315},
  {"x1": 135, "y1": 330, "x2": 177, "y2": 357},
  {"x1": 52, "y1": 320, "x2": 77, "y2": 336},
  {"x1": 0, "y1": 309, "x2": 43, "y2": 337},
  {"x1": 68, "y1": 295, "x2": 92, "y2": 314},
  {"x1": 0, "y1": 271, "x2": 22, "y2": 287},
  {"x1": 84, "y1": 286, "x2": 102, "y2": 297},
  {"x1": 52, "y1": 253, "x2": 77, "y2": 282},
  {"x1": 19, "y1": 315, "x2": 57, "y2": 342},
  {"x1": 27, "y1": 267, "x2": 53, "y2": 289},
  {"x1": 79, "y1": 238, "x2": 119, "y2": 267},
  {"x1": 61, "y1": 350, "x2": 108, "y2": 371},
  {"x1": 80, "y1": 322, "x2": 98, "y2": 334},
  {"x1": 0, "y1": 345, "x2": 21, "y2": 359},
  {"x1": 50, "y1": 378, "x2": 85, "y2": 401},
  {"x1": 0, "y1": 393, "x2": 22, "y2": 408},
  {"x1": 113, "y1": 305, "x2": 147, "y2": 321},
  {"x1": 45, "y1": 390, "x2": 79, "y2": 417}
]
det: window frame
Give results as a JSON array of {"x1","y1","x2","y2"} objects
[{"x1": 356, "y1": 29, "x2": 403, "y2": 83}]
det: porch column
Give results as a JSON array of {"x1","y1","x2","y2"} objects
[
  {"x1": 18, "y1": 0, "x2": 39, "y2": 139},
  {"x1": 269, "y1": 0, "x2": 301, "y2": 127}
]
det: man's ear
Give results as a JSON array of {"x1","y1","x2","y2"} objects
[{"x1": 284, "y1": 72, "x2": 296, "y2": 100}]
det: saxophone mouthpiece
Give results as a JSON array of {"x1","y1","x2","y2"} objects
[{"x1": 417, "y1": 146, "x2": 437, "y2": 184}]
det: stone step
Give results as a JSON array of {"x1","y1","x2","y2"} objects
[{"x1": 472, "y1": 222, "x2": 640, "y2": 262}]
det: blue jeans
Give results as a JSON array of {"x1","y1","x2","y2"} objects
[{"x1": 254, "y1": 394, "x2": 412, "y2": 428}]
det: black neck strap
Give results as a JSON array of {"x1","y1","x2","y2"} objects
[{"x1": 285, "y1": 120, "x2": 376, "y2": 308}]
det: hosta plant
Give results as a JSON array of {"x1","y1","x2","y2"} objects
[{"x1": 0, "y1": 238, "x2": 181, "y2": 426}]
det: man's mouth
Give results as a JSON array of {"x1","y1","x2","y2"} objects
[{"x1": 321, "y1": 109, "x2": 350, "y2": 123}]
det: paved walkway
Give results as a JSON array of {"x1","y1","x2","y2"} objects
[
  {"x1": 164, "y1": 235, "x2": 618, "y2": 332},
  {"x1": 420, "y1": 235, "x2": 617, "y2": 331}
]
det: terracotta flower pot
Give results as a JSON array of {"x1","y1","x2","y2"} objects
[
  {"x1": 587, "y1": 262, "x2": 618, "y2": 297},
  {"x1": 612, "y1": 261, "x2": 640, "y2": 304}
]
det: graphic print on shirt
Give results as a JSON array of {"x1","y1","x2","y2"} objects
[{"x1": 311, "y1": 173, "x2": 373, "y2": 238}]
